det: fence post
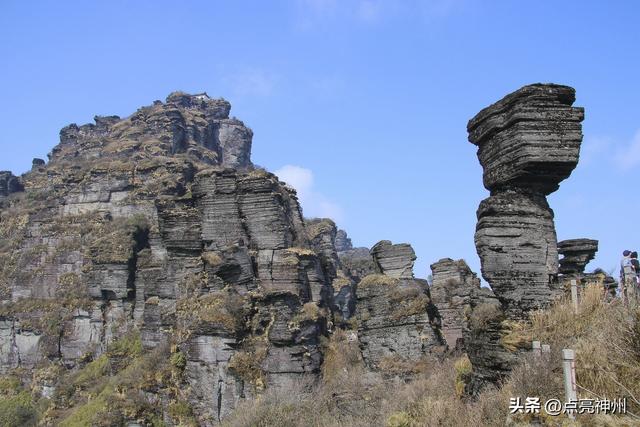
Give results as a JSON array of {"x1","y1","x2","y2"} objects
[
  {"x1": 541, "y1": 344, "x2": 550, "y2": 354},
  {"x1": 571, "y1": 279, "x2": 578, "y2": 314},
  {"x1": 562, "y1": 349, "x2": 577, "y2": 419},
  {"x1": 532, "y1": 340, "x2": 541, "y2": 356}
]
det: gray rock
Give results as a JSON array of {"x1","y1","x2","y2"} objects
[
  {"x1": 0, "y1": 171, "x2": 23, "y2": 200},
  {"x1": 475, "y1": 189, "x2": 559, "y2": 317},
  {"x1": 354, "y1": 276, "x2": 444, "y2": 369},
  {"x1": 335, "y1": 229, "x2": 352, "y2": 252},
  {"x1": 50, "y1": 91, "x2": 252, "y2": 170},
  {"x1": 32, "y1": 158, "x2": 46, "y2": 169},
  {"x1": 370, "y1": 240, "x2": 416, "y2": 279},
  {"x1": 429, "y1": 258, "x2": 480, "y2": 350},
  {"x1": 465, "y1": 83, "x2": 584, "y2": 393},
  {"x1": 558, "y1": 238, "x2": 598, "y2": 274},
  {"x1": 462, "y1": 286, "x2": 518, "y2": 395},
  {"x1": 0, "y1": 92, "x2": 330, "y2": 424},
  {"x1": 468, "y1": 83, "x2": 584, "y2": 194},
  {"x1": 338, "y1": 247, "x2": 376, "y2": 284}
]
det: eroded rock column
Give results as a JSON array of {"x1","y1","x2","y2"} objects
[{"x1": 468, "y1": 83, "x2": 584, "y2": 319}]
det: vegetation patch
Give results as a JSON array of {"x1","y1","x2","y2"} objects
[
  {"x1": 285, "y1": 247, "x2": 316, "y2": 257},
  {"x1": 228, "y1": 339, "x2": 268, "y2": 388},
  {"x1": 176, "y1": 287, "x2": 248, "y2": 335},
  {"x1": 358, "y1": 274, "x2": 399, "y2": 289},
  {"x1": 468, "y1": 302, "x2": 504, "y2": 331},
  {"x1": 390, "y1": 288, "x2": 430, "y2": 321}
]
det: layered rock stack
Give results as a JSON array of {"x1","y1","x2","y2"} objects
[
  {"x1": 0, "y1": 171, "x2": 22, "y2": 201},
  {"x1": 353, "y1": 241, "x2": 444, "y2": 369},
  {"x1": 465, "y1": 84, "x2": 584, "y2": 392},
  {"x1": 558, "y1": 238, "x2": 598, "y2": 275},
  {"x1": 468, "y1": 84, "x2": 584, "y2": 318},
  {"x1": 0, "y1": 92, "x2": 329, "y2": 424},
  {"x1": 371, "y1": 240, "x2": 416, "y2": 279},
  {"x1": 429, "y1": 258, "x2": 481, "y2": 350}
]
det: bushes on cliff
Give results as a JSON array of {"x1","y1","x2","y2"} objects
[
  {"x1": 222, "y1": 284, "x2": 640, "y2": 426},
  {"x1": 0, "y1": 377, "x2": 37, "y2": 427}
]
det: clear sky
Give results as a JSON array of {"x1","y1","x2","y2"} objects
[{"x1": 1, "y1": 0, "x2": 639, "y2": 281}]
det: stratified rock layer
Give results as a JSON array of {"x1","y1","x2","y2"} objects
[
  {"x1": 370, "y1": 240, "x2": 416, "y2": 279},
  {"x1": 429, "y1": 258, "x2": 480, "y2": 350},
  {"x1": 558, "y1": 238, "x2": 598, "y2": 274},
  {"x1": 469, "y1": 84, "x2": 584, "y2": 319},
  {"x1": 475, "y1": 189, "x2": 559, "y2": 316},
  {"x1": 466, "y1": 83, "x2": 584, "y2": 393},
  {"x1": 462, "y1": 286, "x2": 518, "y2": 395},
  {"x1": 468, "y1": 84, "x2": 584, "y2": 194},
  {"x1": 354, "y1": 274, "x2": 444, "y2": 369},
  {"x1": 0, "y1": 93, "x2": 328, "y2": 425},
  {"x1": 0, "y1": 171, "x2": 22, "y2": 201}
]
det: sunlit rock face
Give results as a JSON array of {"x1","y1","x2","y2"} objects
[
  {"x1": 465, "y1": 83, "x2": 584, "y2": 393},
  {"x1": 0, "y1": 92, "x2": 331, "y2": 425},
  {"x1": 353, "y1": 241, "x2": 445, "y2": 370},
  {"x1": 468, "y1": 83, "x2": 584, "y2": 319}
]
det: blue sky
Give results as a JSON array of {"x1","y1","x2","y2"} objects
[{"x1": 1, "y1": 0, "x2": 639, "y2": 280}]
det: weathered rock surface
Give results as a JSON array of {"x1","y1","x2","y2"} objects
[
  {"x1": 430, "y1": 258, "x2": 480, "y2": 350},
  {"x1": 338, "y1": 247, "x2": 377, "y2": 284},
  {"x1": 353, "y1": 241, "x2": 444, "y2": 369},
  {"x1": 354, "y1": 274, "x2": 444, "y2": 369},
  {"x1": 462, "y1": 286, "x2": 518, "y2": 395},
  {"x1": 466, "y1": 83, "x2": 584, "y2": 393},
  {"x1": 0, "y1": 93, "x2": 329, "y2": 425},
  {"x1": 468, "y1": 84, "x2": 584, "y2": 194},
  {"x1": 370, "y1": 240, "x2": 416, "y2": 279},
  {"x1": 0, "y1": 171, "x2": 23, "y2": 200},
  {"x1": 335, "y1": 229, "x2": 352, "y2": 252},
  {"x1": 475, "y1": 189, "x2": 559, "y2": 316},
  {"x1": 469, "y1": 84, "x2": 584, "y2": 319},
  {"x1": 558, "y1": 238, "x2": 598, "y2": 274},
  {"x1": 0, "y1": 90, "x2": 447, "y2": 423},
  {"x1": 52, "y1": 91, "x2": 253, "y2": 170}
]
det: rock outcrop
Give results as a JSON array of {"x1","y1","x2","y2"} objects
[
  {"x1": 370, "y1": 240, "x2": 416, "y2": 279},
  {"x1": 353, "y1": 242, "x2": 444, "y2": 370},
  {"x1": 51, "y1": 91, "x2": 253, "y2": 170},
  {"x1": 462, "y1": 286, "x2": 516, "y2": 395},
  {"x1": 335, "y1": 228, "x2": 352, "y2": 252},
  {"x1": 0, "y1": 171, "x2": 22, "y2": 201},
  {"x1": 429, "y1": 258, "x2": 481, "y2": 350},
  {"x1": 558, "y1": 238, "x2": 598, "y2": 275},
  {"x1": 0, "y1": 93, "x2": 329, "y2": 425},
  {"x1": 468, "y1": 84, "x2": 584, "y2": 318},
  {"x1": 465, "y1": 83, "x2": 584, "y2": 392}
]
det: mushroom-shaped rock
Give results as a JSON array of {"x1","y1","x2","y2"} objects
[
  {"x1": 468, "y1": 83, "x2": 584, "y2": 194},
  {"x1": 558, "y1": 239, "x2": 598, "y2": 274}
]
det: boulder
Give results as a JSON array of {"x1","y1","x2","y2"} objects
[{"x1": 370, "y1": 240, "x2": 416, "y2": 279}]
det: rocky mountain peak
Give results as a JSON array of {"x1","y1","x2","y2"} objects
[{"x1": 48, "y1": 91, "x2": 252, "y2": 171}]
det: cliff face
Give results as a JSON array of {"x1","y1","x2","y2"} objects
[
  {"x1": 353, "y1": 242, "x2": 444, "y2": 369},
  {"x1": 0, "y1": 92, "x2": 444, "y2": 425},
  {"x1": 0, "y1": 93, "x2": 330, "y2": 424}
]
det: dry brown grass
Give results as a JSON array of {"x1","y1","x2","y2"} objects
[
  {"x1": 526, "y1": 285, "x2": 640, "y2": 415},
  {"x1": 223, "y1": 283, "x2": 640, "y2": 426},
  {"x1": 358, "y1": 274, "x2": 399, "y2": 289}
]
